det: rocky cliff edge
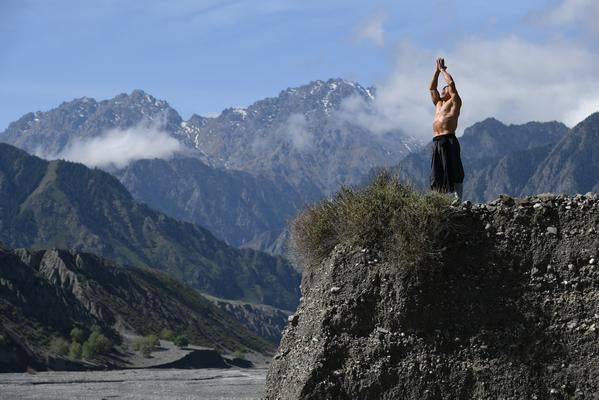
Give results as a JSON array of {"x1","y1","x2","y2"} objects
[{"x1": 266, "y1": 194, "x2": 599, "y2": 399}]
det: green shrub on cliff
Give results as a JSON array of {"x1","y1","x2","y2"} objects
[{"x1": 290, "y1": 170, "x2": 453, "y2": 267}]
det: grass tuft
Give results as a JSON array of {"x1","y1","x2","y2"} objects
[{"x1": 289, "y1": 170, "x2": 455, "y2": 268}]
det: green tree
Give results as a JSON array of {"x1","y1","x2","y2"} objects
[
  {"x1": 159, "y1": 328, "x2": 176, "y2": 341},
  {"x1": 81, "y1": 328, "x2": 112, "y2": 359},
  {"x1": 49, "y1": 337, "x2": 69, "y2": 356},
  {"x1": 70, "y1": 326, "x2": 86, "y2": 344},
  {"x1": 231, "y1": 350, "x2": 247, "y2": 359},
  {"x1": 147, "y1": 334, "x2": 159, "y2": 348},
  {"x1": 132, "y1": 335, "x2": 159, "y2": 357},
  {"x1": 69, "y1": 342, "x2": 82, "y2": 359},
  {"x1": 88, "y1": 331, "x2": 112, "y2": 353},
  {"x1": 174, "y1": 335, "x2": 189, "y2": 348},
  {"x1": 90, "y1": 325, "x2": 103, "y2": 335},
  {"x1": 81, "y1": 341, "x2": 94, "y2": 359}
]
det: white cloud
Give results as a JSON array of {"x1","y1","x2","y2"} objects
[
  {"x1": 41, "y1": 121, "x2": 182, "y2": 169},
  {"x1": 282, "y1": 113, "x2": 313, "y2": 150},
  {"x1": 337, "y1": 0, "x2": 599, "y2": 139},
  {"x1": 337, "y1": 35, "x2": 599, "y2": 138},
  {"x1": 251, "y1": 113, "x2": 314, "y2": 152},
  {"x1": 531, "y1": 0, "x2": 599, "y2": 36},
  {"x1": 354, "y1": 13, "x2": 385, "y2": 47}
]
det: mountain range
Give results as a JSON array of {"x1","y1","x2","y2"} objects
[
  {"x1": 0, "y1": 80, "x2": 420, "y2": 253},
  {"x1": 0, "y1": 143, "x2": 300, "y2": 311},
  {"x1": 393, "y1": 116, "x2": 599, "y2": 201},
  {"x1": 173, "y1": 79, "x2": 419, "y2": 195},
  {"x1": 522, "y1": 112, "x2": 599, "y2": 194}
]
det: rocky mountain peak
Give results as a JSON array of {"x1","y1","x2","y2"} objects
[
  {"x1": 462, "y1": 117, "x2": 505, "y2": 136},
  {"x1": 187, "y1": 113, "x2": 211, "y2": 125},
  {"x1": 0, "y1": 90, "x2": 183, "y2": 156},
  {"x1": 174, "y1": 77, "x2": 415, "y2": 195},
  {"x1": 115, "y1": 89, "x2": 173, "y2": 113},
  {"x1": 267, "y1": 78, "x2": 374, "y2": 115},
  {"x1": 572, "y1": 111, "x2": 599, "y2": 132},
  {"x1": 205, "y1": 78, "x2": 376, "y2": 126}
]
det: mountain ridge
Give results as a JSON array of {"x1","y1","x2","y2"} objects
[
  {"x1": 0, "y1": 79, "x2": 421, "y2": 252},
  {"x1": 394, "y1": 117, "x2": 570, "y2": 201},
  {"x1": 0, "y1": 143, "x2": 300, "y2": 311},
  {"x1": 522, "y1": 112, "x2": 599, "y2": 195}
]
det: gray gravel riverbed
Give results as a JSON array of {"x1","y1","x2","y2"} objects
[{"x1": 0, "y1": 368, "x2": 267, "y2": 400}]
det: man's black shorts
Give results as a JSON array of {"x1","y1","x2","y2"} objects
[{"x1": 430, "y1": 133, "x2": 464, "y2": 193}]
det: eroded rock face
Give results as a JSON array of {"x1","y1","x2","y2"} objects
[
  {"x1": 265, "y1": 194, "x2": 599, "y2": 400},
  {"x1": 0, "y1": 246, "x2": 275, "y2": 372},
  {"x1": 212, "y1": 301, "x2": 290, "y2": 344}
]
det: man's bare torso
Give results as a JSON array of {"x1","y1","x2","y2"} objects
[{"x1": 433, "y1": 97, "x2": 461, "y2": 136}]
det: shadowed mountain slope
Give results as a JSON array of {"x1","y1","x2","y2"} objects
[
  {"x1": 523, "y1": 112, "x2": 599, "y2": 195},
  {"x1": 0, "y1": 143, "x2": 300, "y2": 311},
  {"x1": 114, "y1": 156, "x2": 309, "y2": 251},
  {"x1": 0, "y1": 245, "x2": 274, "y2": 372}
]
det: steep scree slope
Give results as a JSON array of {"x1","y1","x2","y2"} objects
[
  {"x1": 0, "y1": 246, "x2": 274, "y2": 372},
  {"x1": 266, "y1": 195, "x2": 599, "y2": 399}
]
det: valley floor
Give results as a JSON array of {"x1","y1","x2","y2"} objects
[{"x1": 0, "y1": 368, "x2": 267, "y2": 400}]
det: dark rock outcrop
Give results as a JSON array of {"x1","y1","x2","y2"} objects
[
  {"x1": 265, "y1": 195, "x2": 599, "y2": 399},
  {"x1": 224, "y1": 357, "x2": 254, "y2": 368}
]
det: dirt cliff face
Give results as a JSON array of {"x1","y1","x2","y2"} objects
[{"x1": 265, "y1": 194, "x2": 599, "y2": 400}]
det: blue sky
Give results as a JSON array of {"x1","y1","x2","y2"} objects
[{"x1": 1, "y1": 0, "x2": 597, "y2": 133}]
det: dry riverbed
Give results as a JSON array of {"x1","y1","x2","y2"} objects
[{"x1": 0, "y1": 368, "x2": 267, "y2": 400}]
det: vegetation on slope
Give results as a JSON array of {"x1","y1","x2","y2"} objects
[
  {"x1": 290, "y1": 171, "x2": 454, "y2": 267},
  {"x1": 0, "y1": 246, "x2": 275, "y2": 373}
]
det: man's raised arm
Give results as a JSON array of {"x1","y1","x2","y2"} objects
[
  {"x1": 439, "y1": 58, "x2": 458, "y2": 96},
  {"x1": 429, "y1": 59, "x2": 441, "y2": 105}
]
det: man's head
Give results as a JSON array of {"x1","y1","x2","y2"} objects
[{"x1": 440, "y1": 85, "x2": 451, "y2": 101}]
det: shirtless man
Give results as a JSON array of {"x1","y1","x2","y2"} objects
[{"x1": 429, "y1": 57, "x2": 464, "y2": 201}]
